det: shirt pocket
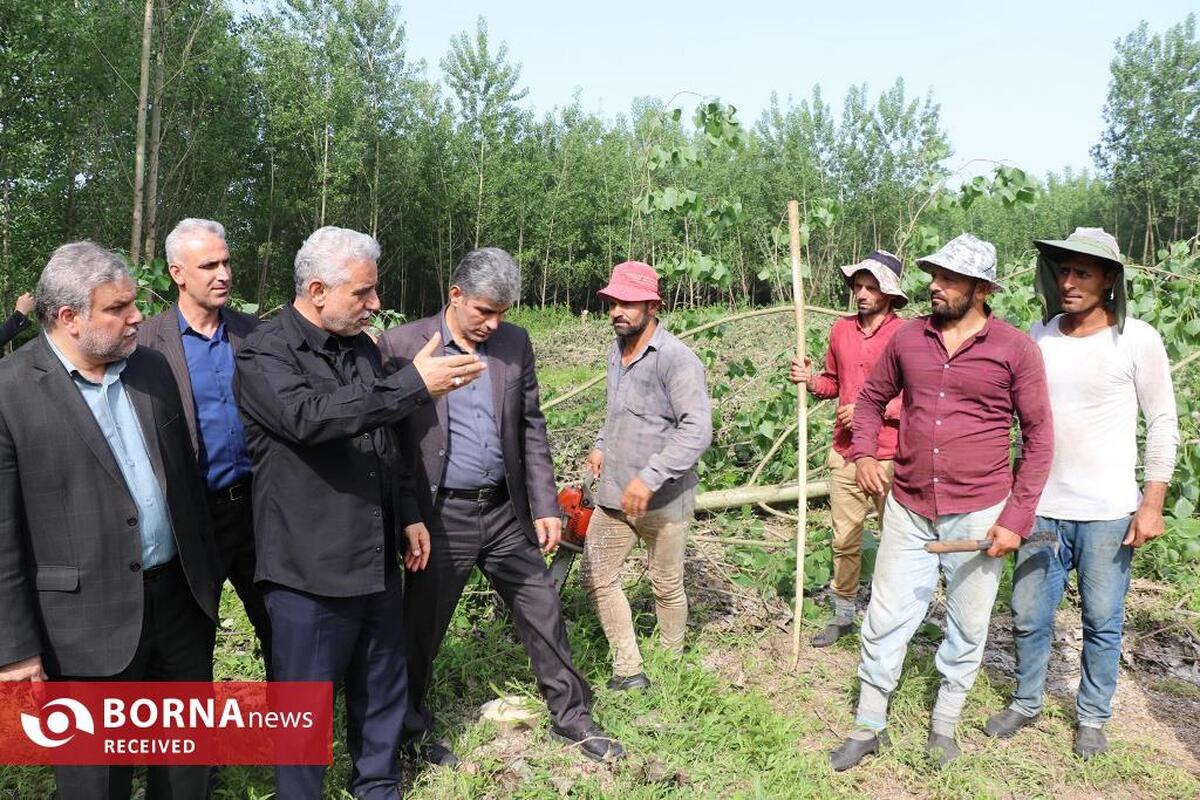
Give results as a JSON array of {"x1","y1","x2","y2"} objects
[{"x1": 622, "y1": 376, "x2": 672, "y2": 422}]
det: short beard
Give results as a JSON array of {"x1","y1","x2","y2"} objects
[
  {"x1": 79, "y1": 327, "x2": 136, "y2": 363},
  {"x1": 324, "y1": 310, "x2": 368, "y2": 338},
  {"x1": 615, "y1": 315, "x2": 649, "y2": 345},
  {"x1": 931, "y1": 286, "x2": 977, "y2": 322}
]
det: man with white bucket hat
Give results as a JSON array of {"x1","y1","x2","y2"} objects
[
  {"x1": 829, "y1": 233, "x2": 1055, "y2": 770},
  {"x1": 984, "y1": 227, "x2": 1178, "y2": 759},
  {"x1": 789, "y1": 251, "x2": 907, "y2": 647}
]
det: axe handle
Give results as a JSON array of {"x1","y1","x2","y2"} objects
[{"x1": 924, "y1": 539, "x2": 991, "y2": 554}]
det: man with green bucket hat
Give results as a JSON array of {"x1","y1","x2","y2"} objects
[{"x1": 984, "y1": 227, "x2": 1179, "y2": 759}]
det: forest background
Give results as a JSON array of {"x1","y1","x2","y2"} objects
[{"x1": 2, "y1": 1, "x2": 1198, "y2": 318}]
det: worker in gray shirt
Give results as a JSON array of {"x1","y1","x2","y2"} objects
[{"x1": 581, "y1": 260, "x2": 712, "y2": 691}]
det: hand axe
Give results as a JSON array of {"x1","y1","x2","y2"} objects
[{"x1": 924, "y1": 539, "x2": 990, "y2": 554}]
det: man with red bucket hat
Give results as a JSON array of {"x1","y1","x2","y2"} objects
[{"x1": 580, "y1": 261, "x2": 712, "y2": 691}]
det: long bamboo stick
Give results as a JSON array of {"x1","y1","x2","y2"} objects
[{"x1": 787, "y1": 201, "x2": 808, "y2": 667}]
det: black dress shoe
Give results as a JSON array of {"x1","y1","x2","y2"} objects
[
  {"x1": 607, "y1": 672, "x2": 651, "y2": 691},
  {"x1": 810, "y1": 621, "x2": 854, "y2": 648},
  {"x1": 404, "y1": 738, "x2": 460, "y2": 768},
  {"x1": 550, "y1": 724, "x2": 626, "y2": 762},
  {"x1": 829, "y1": 730, "x2": 889, "y2": 772}
]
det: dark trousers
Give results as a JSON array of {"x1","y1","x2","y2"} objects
[
  {"x1": 264, "y1": 572, "x2": 407, "y2": 800},
  {"x1": 208, "y1": 488, "x2": 273, "y2": 680},
  {"x1": 53, "y1": 559, "x2": 216, "y2": 800},
  {"x1": 404, "y1": 493, "x2": 593, "y2": 739}
]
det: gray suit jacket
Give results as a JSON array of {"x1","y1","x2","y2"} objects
[
  {"x1": 137, "y1": 304, "x2": 259, "y2": 453},
  {"x1": 377, "y1": 313, "x2": 558, "y2": 543},
  {"x1": 0, "y1": 335, "x2": 222, "y2": 676}
]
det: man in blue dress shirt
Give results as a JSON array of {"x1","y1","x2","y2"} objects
[{"x1": 138, "y1": 219, "x2": 269, "y2": 677}]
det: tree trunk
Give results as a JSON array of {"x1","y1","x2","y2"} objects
[
  {"x1": 129, "y1": 0, "x2": 155, "y2": 267},
  {"x1": 61, "y1": 155, "x2": 78, "y2": 241},
  {"x1": 142, "y1": 0, "x2": 167, "y2": 263},
  {"x1": 1, "y1": 177, "x2": 11, "y2": 315},
  {"x1": 319, "y1": 123, "x2": 330, "y2": 227},
  {"x1": 371, "y1": 136, "x2": 380, "y2": 238},
  {"x1": 474, "y1": 138, "x2": 485, "y2": 248},
  {"x1": 255, "y1": 155, "x2": 276, "y2": 306}
]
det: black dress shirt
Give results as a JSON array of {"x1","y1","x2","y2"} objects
[{"x1": 234, "y1": 304, "x2": 428, "y2": 597}]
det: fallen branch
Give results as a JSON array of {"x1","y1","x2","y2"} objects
[
  {"x1": 692, "y1": 535, "x2": 790, "y2": 549},
  {"x1": 694, "y1": 480, "x2": 831, "y2": 512}
]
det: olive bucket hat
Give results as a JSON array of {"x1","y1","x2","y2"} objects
[{"x1": 1033, "y1": 227, "x2": 1126, "y2": 333}]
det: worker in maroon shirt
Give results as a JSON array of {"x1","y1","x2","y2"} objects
[
  {"x1": 789, "y1": 251, "x2": 906, "y2": 647},
  {"x1": 828, "y1": 233, "x2": 1053, "y2": 772}
]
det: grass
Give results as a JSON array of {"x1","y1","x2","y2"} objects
[{"x1": 6, "y1": 548, "x2": 1200, "y2": 799}]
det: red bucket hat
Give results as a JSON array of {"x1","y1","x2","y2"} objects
[{"x1": 597, "y1": 261, "x2": 661, "y2": 303}]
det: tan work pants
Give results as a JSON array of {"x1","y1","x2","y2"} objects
[
  {"x1": 828, "y1": 450, "x2": 893, "y2": 601},
  {"x1": 580, "y1": 498, "x2": 691, "y2": 678}
]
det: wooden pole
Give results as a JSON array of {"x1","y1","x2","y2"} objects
[{"x1": 787, "y1": 200, "x2": 809, "y2": 667}]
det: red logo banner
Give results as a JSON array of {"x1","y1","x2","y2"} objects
[{"x1": 0, "y1": 682, "x2": 332, "y2": 765}]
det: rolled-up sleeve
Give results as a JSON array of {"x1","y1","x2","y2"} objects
[
  {"x1": 997, "y1": 340, "x2": 1054, "y2": 535},
  {"x1": 637, "y1": 348, "x2": 713, "y2": 493}
]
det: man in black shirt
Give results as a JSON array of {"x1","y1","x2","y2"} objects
[{"x1": 234, "y1": 226, "x2": 483, "y2": 800}]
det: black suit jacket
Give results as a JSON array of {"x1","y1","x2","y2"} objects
[
  {"x1": 0, "y1": 335, "x2": 221, "y2": 676},
  {"x1": 137, "y1": 303, "x2": 260, "y2": 453},
  {"x1": 377, "y1": 313, "x2": 558, "y2": 544}
]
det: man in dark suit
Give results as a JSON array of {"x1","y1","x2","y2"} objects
[
  {"x1": 378, "y1": 247, "x2": 624, "y2": 765},
  {"x1": 137, "y1": 218, "x2": 271, "y2": 677},
  {"x1": 234, "y1": 226, "x2": 485, "y2": 799},
  {"x1": 0, "y1": 241, "x2": 221, "y2": 800}
]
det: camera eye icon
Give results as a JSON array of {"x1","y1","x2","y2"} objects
[{"x1": 20, "y1": 698, "x2": 95, "y2": 748}]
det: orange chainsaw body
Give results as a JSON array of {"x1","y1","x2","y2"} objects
[{"x1": 557, "y1": 484, "x2": 594, "y2": 547}]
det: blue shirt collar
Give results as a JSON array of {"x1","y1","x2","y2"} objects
[
  {"x1": 439, "y1": 307, "x2": 486, "y2": 355},
  {"x1": 177, "y1": 306, "x2": 227, "y2": 342}
]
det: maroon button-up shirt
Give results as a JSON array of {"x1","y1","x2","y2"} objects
[
  {"x1": 849, "y1": 312, "x2": 1053, "y2": 536},
  {"x1": 811, "y1": 313, "x2": 904, "y2": 460}
]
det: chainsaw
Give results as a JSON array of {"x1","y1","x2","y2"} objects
[{"x1": 548, "y1": 475, "x2": 596, "y2": 593}]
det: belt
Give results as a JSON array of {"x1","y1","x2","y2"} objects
[
  {"x1": 142, "y1": 558, "x2": 179, "y2": 581},
  {"x1": 437, "y1": 484, "x2": 508, "y2": 502},
  {"x1": 208, "y1": 479, "x2": 251, "y2": 504}
]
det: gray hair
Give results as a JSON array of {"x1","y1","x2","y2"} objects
[
  {"x1": 293, "y1": 226, "x2": 381, "y2": 296},
  {"x1": 451, "y1": 247, "x2": 521, "y2": 306},
  {"x1": 164, "y1": 218, "x2": 226, "y2": 265},
  {"x1": 35, "y1": 242, "x2": 131, "y2": 329}
]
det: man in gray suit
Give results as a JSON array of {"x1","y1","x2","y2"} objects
[
  {"x1": 138, "y1": 218, "x2": 270, "y2": 677},
  {"x1": 378, "y1": 247, "x2": 624, "y2": 765},
  {"x1": 0, "y1": 241, "x2": 221, "y2": 800}
]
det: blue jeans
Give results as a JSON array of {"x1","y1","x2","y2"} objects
[
  {"x1": 855, "y1": 495, "x2": 1006, "y2": 730},
  {"x1": 1009, "y1": 515, "x2": 1133, "y2": 725}
]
